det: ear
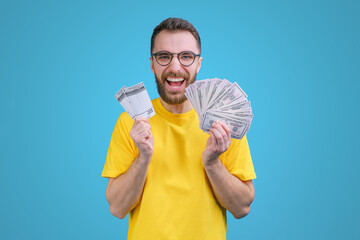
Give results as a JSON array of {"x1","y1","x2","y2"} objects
[
  {"x1": 196, "y1": 56, "x2": 203, "y2": 74},
  {"x1": 149, "y1": 57, "x2": 155, "y2": 74}
]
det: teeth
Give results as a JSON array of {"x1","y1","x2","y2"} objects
[{"x1": 167, "y1": 77, "x2": 184, "y2": 82}]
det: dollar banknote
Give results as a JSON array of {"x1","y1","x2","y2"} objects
[
  {"x1": 185, "y1": 78, "x2": 253, "y2": 139},
  {"x1": 201, "y1": 112, "x2": 250, "y2": 140}
]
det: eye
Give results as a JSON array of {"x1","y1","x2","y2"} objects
[
  {"x1": 157, "y1": 52, "x2": 171, "y2": 60},
  {"x1": 180, "y1": 52, "x2": 194, "y2": 60}
]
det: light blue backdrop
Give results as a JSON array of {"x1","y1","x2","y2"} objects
[{"x1": 1, "y1": 0, "x2": 359, "y2": 239}]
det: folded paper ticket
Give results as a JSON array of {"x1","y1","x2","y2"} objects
[{"x1": 114, "y1": 82, "x2": 155, "y2": 119}]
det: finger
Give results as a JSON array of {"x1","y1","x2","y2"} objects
[
  {"x1": 212, "y1": 123, "x2": 227, "y2": 147},
  {"x1": 216, "y1": 121, "x2": 231, "y2": 146},
  {"x1": 134, "y1": 116, "x2": 148, "y2": 122},
  {"x1": 137, "y1": 131, "x2": 152, "y2": 143},
  {"x1": 208, "y1": 130, "x2": 215, "y2": 145},
  {"x1": 207, "y1": 130, "x2": 218, "y2": 152},
  {"x1": 139, "y1": 122, "x2": 151, "y2": 131},
  {"x1": 213, "y1": 124, "x2": 231, "y2": 151},
  {"x1": 138, "y1": 133, "x2": 148, "y2": 141},
  {"x1": 145, "y1": 129, "x2": 153, "y2": 139},
  {"x1": 134, "y1": 119, "x2": 151, "y2": 131},
  {"x1": 210, "y1": 127, "x2": 225, "y2": 150},
  {"x1": 213, "y1": 121, "x2": 227, "y2": 138},
  {"x1": 138, "y1": 129, "x2": 152, "y2": 138},
  {"x1": 134, "y1": 117, "x2": 150, "y2": 126},
  {"x1": 218, "y1": 123, "x2": 231, "y2": 144},
  {"x1": 217, "y1": 121, "x2": 231, "y2": 136}
]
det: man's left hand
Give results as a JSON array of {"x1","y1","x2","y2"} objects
[{"x1": 202, "y1": 121, "x2": 232, "y2": 165}]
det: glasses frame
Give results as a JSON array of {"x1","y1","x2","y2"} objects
[{"x1": 151, "y1": 50, "x2": 201, "y2": 67}]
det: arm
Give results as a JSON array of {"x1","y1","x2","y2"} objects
[
  {"x1": 105, "y1": 117, "x2": 153, "y2": 219},
  {"x1": 202, "y1": 121, "x2": 255, "y2": 219}
]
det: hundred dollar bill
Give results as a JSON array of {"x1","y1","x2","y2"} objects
[
  {"x1": 185, "y1": 88, "x2": 200, "y2": 113},
  {"x1": 207, "y1": 109, "x2": 253, "y2": 123},
  {"x1": 205, "y1": 79, "x2": 232, "y2": 112},
  {"x1": 218, "y1": 100, "x2": 251, "y2": 112},
  {"x1": 204, "y1": 78, "x2": 222, "y2": 105},
  {"x1": 114, "y1": 82, "x2": 155, "y2": 119},
  {"x1": 205, "y1": 82, "x2": 247, "y2": 112},
  {"x1": 195, "y1": 80, "x2": 207, "y2": 112},
  {"x1": 201, "y1": 111, "x2": 249, "y2": 139}
]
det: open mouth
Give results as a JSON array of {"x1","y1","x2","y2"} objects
[{"x1": 165, "y1": 77, "x2": 186, "y2": 91}]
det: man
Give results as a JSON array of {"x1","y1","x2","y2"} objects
[{"x1": 102, "y1": 18, "x2": 256, "y2": 240}]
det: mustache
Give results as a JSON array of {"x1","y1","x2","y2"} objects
[{"x1": 162, "y1": 71, "x2": 189, "y2": 79}]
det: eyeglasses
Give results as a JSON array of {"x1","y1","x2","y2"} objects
[{"x1": 151, "y1": 50, "x2": 201, "y2": 67}]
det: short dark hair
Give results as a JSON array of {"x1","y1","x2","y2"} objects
[{"x1": 150, "y1": 18, "x2": 201, "y2": 55}]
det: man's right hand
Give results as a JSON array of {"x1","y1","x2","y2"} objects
[
  {"x1": 130, "y1": 117, "x2": 154, "y2": 163},
  {"x1": 106, "y1": 117, "x2": 154, "y2": 219}
]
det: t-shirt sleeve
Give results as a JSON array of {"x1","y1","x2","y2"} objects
[
  {"x1": 101, "y1": 112, "x2": 138, "y2": 178},
  {"x1": 220, "y1": 135, "x2": 256, "y2": 181}
]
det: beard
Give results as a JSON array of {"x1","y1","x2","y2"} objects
[{"x1": 155, "y1": 71, "x2": 197, "y2": 105}]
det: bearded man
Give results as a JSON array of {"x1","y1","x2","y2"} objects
[{"x1": 102, "y1": 17, "x2": 256, "y2": 240}]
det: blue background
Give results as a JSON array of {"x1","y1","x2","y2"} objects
[{"x1": 1, "y1": 0, "x2": 359, "y2": 239}]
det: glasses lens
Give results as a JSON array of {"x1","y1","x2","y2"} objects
[
  {"x1": 179, "y1": 52, "x2": 195, "y2": 66},
  {"x1": 156, "y1": 51, "x2": 172, "y2": 66}
]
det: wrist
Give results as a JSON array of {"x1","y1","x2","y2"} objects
[
  {"x1": 202, "y1": 153, "x2": 220, "y2": 168},
  {"x1": 137, "y1": 153, "x2": 152, "y2": 165}
]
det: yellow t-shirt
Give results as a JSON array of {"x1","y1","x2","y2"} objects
[{"x1": 102, "y1": 98, "x2": 256, "y2": 240}]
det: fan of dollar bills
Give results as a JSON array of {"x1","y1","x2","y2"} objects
[{"x1": 185, "y1": 78, "x2": 253, "y2": 140}]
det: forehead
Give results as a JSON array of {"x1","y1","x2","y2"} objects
[{"x1": 153, "y1": 30, "x2": 199, "y2": 53}]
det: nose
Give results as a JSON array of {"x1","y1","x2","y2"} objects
[{"x1": 167, "y1": 54, "x2": 183, "y2": 72}]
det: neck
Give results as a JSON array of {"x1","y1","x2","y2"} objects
[{"x1": 160, "y1": 98, "x2": 193, "y2": 114}]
